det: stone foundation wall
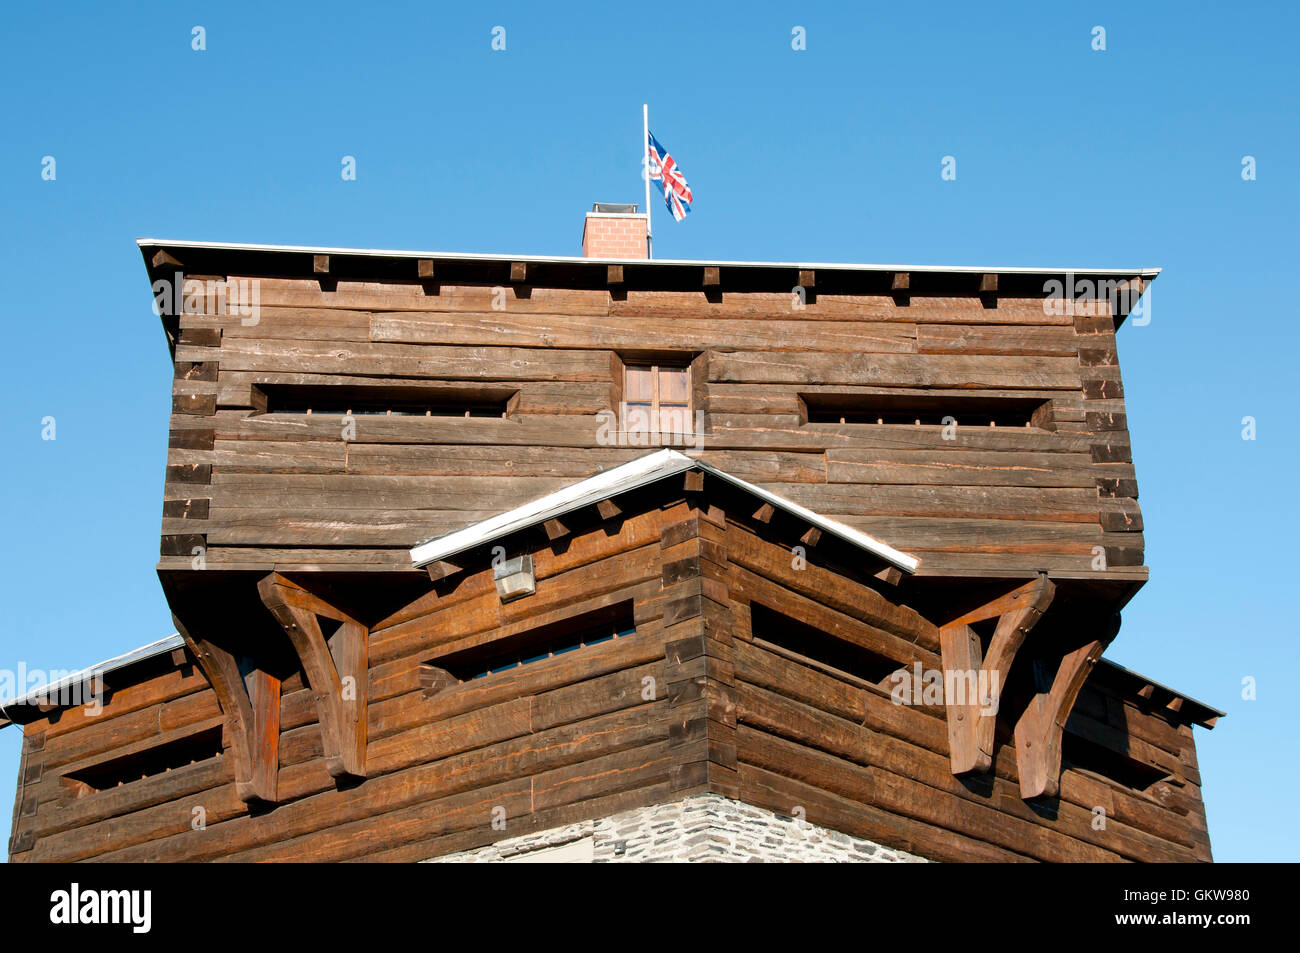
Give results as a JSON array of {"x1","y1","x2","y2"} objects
[{"x1": 424, "y1": 794, "x2": 930, "y2": 863}]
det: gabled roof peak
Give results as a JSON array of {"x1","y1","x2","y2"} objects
[{"x1": 408, "y1": 448, "x2": 920, "y2": 574}]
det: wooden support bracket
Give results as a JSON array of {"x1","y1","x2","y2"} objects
[
  {"x1": 891, "y1": 271, "x2": 910, "y2": 304},
  {"x1": 1013, "y1": 613, "x2": 1120, "y2": 798},
  {"x1": 543, "y1": 516, "x2": 570, "y2": 541},
  {"x1": 938, "y1": 574, "x2": 1055, "y2": 777},
  {"x1": 874, "y1": 565, "x2": 902, "y2": 586},
  {"x1": 425, "y1": 557, "x2": 462, "y2": 582},
  {"x1": 979, "y1": 273, "x2": 998, "y2": 307},
  {"x1": 172, "y1": 614, "x2": 280, "y2": 804},
  {"x1": 258, "y1": 573, "x2": 368, "y2": 782}
]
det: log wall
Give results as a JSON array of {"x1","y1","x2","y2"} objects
[
  {"x1": 9, "y1": 495, "x2": 1205, "y2": 863},
  {"x1": 161, "y1": 271, "x2": 1143, "y2": 579}
]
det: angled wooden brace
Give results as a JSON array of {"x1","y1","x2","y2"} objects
[
  {"x1": 938, "y1": 574, "x2": 1055, "y2": 777},
  {"x1": 258, "y1": 573, "x2": 368, "y2": 781},
  {"x1": 1013, "y1": 613, "x2": 1121, "y2": 799},
  {"x1": 172, "y1": 614, "x2": 280, "y2": 804}
]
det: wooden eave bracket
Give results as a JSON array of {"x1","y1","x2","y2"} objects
[
  {"x1": 425, "y1": 557, "x2": 463, "y2": 582},
  {"x1": 938, "y1": 574, "x2": 1055, "y2": 781},
  {"x1": 258, "y1": 573, "x2": 369, "y2": 782},
  {"x1": 171, "y1": 614, "x2": 280, "y2": 805},
  {"x1": 1013, "y1": 613, "x2": 1120, "y2": 799},
  {"x1": 543, "y1": 516, "x2": 570, "y2": 541},
  {"x1": 891, "y1": 271, "x2": 910, "y2": 304},
  {"x1": 979, "y1": 273, "x2": 998, "y2": 307}
]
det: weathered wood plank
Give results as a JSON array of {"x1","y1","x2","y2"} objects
[
  {"x1": 373, "y1": 312, "x2": 918, "y2": 353},
  {"x1": 711, "y1": 353, "x2": 1081, "y2": 389}
]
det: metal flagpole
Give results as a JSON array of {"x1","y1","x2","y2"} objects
[{"x1": 643, "y1": 103, "x2": 653, "y2": 259}]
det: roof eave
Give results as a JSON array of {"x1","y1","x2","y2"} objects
[{"x1": 136, "y1": 238, "x2": 1161, "y2": 279}]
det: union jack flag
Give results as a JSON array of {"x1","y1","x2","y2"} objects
[{"x1": 647, "y1": 131, "x2": 692, "y2": 221}]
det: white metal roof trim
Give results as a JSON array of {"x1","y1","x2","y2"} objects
[
  {"x1": 408, "y1": 449, "x2": 920, "y2": 573},
  {"x1": 138, "y1": 238, "x2": 1160, "y2": 277}
]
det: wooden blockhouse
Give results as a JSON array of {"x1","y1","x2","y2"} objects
[{"x1": 2, "y1": 213, "x2": 1222, "y2": 862}]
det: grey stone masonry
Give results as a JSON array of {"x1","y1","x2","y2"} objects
[{"x1": 424, "y1": 793, "x2": 930, "y2": 863}]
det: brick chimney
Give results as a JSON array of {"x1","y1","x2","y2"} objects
[{"x1": 581, "y1": 203, "x2": 648, "y2": 259}]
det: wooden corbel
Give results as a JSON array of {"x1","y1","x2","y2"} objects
[
  {"x1": 171, "y1": 614, "x2": 280, "y2": 804},
  {"x1": 1013, "y1": 613, "x2": 1120, "y2": 798},
  {"x1": 257, "y1": 573, "x2": 369, "y2": 782},
  {"x1": 938, "y1": 574, "x2": 1055, "y2": 777},
  {"x1": 891, "y1": 272, "x2": 910, "y2": 305}
]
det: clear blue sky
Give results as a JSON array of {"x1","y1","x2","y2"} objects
[{"x1": 1, "y1": 1, "x2": 1294, "y2": 862}]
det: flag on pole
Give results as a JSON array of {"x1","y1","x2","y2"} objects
[{"x1": 647, "y1": 131, "x2": 693, "y2": 221}]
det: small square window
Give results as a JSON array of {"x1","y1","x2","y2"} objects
[{"x1": 624, "y1": 362, "x2": 692, "y2": 435}]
